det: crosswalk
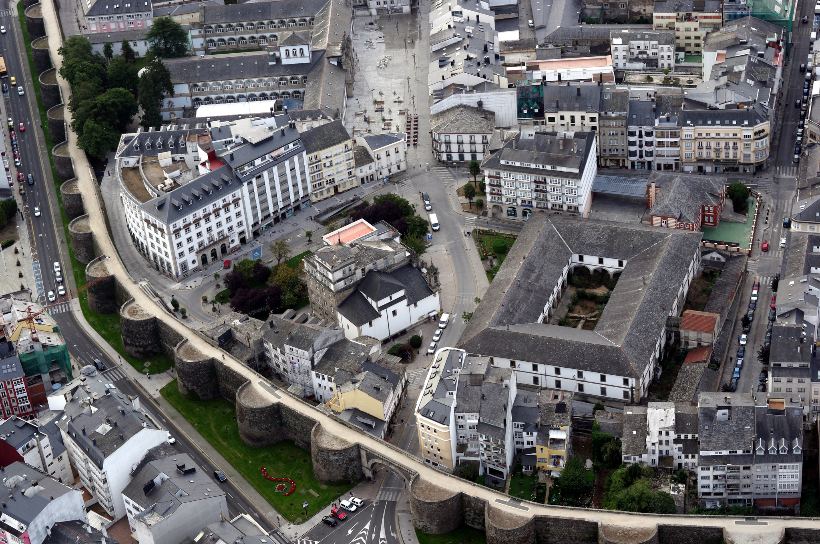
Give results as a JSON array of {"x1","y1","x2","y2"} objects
[
  {"x1": 296, "y1": 539, "x2": 318, "y2": 544},
  {"x1": 32, "y1": 260, "x2": 43, "y2": 299},
  {"x1": 0, "y1": 8, "x2": 15, "y2": 17},
  {"x1": 47, "y1": 302, "x2": 71, "y2": 315},
  {"x1": 774, "y1": 165, "x2": 798, "y2": 178},
  {"x1": 375, "y1": 486, "x2": 403, "y2": 502},
  {"x1": 406, "y1": 367, "x2": 429, "y2": 383},
  {"x1": 100, "y1": 365, "x2": 127, "y2": 381}
]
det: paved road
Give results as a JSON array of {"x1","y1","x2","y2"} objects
[
  {"x1": 529, "y1": 0, "x2": 581, "y2": 43},
  {"x1": 1, "y1": 1, "x2": 281, "y2": 536},
  {"x1": 299, "y1": 500, "x2": 397, "y2": 544}
]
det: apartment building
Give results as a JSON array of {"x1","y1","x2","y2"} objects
[
  {"x1": 118, "y1": 116, "x2": 311, "y2": 278},
  {"x1": 356, "y1": 134, "x2": 407, "y2": 181},
  {"x1": 300, "y1": 120, "x2": 356, "y2": 202},
  {"x1": 767, "y1": 324, "x2": 812, "y2": 406},
  {"x1": 513, "y1": 388, "x2": 573, "y2": 475},
  {"x1": 0, "y1": 462, "x2": 86, "y2": 544},
  {"x1": 598, "y1": 85, "x2": 629, "y2": 168},
  {"x1": 654, "y1": 101, "x2": 682, "y2": 171},
  {"x1": 627, "y1": 100, "x2": 656, "y2": 170},
  {"x1": 697, "y1": 393, "x2": 803, "y2": 511},
  {"x1": 622, "y1": 402, "x2": 699, "y2": 469},
  {"x1": 679, "y1": 310, "x2": 721, "y2": 348},
  {"x1": 525, "y1": 85, "x2": 602, "y2": 135},
  {"x1": 459, "y1": 214, "x2": 702, "y2": 403},
  {"x1": 415, "y1": 349, "x2": 463, "y2": 471},
  {"x1": 653, "y1": 0, "x2": 723, "y2": 54},
  {"x1": 430, "y1": 105, "x2": 495, "y2": 163},
  {"x1": 611, "y1": 30, "x2": 676, "y2": 71},
  {"x1": 482, "y1": 131, "x2": 597, "y2": 219},
  {"x1": 123, "y1": 452, "x2": 228, "y2": 544},
  {"x1": 645, "y1": 173, "x2": 726, "y2": 230},
  {"x1": 304, "y1": 227, "x2": 409, "y2": 321},
  {"x1": 54, "y1": 382, "x2": 168, "y2": 520},
  {"x1": 679, "y1": 108, "x2": 770, "y2": 173},
  {"x1": 507, "y1": 56, "x2": 615, "y2": 85},
  {"x1": 0, "y1": 342, "x2": 35, "y2": 419},
  {"x1": 0, "y1": 416, "x2": 72, "y2": 484},
  {"x1": 82, "y1": 0, "x2": 153, "y2": 34}
]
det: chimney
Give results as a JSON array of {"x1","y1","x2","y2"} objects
[{"x1": 229, "y1": 153, "x2": 234, "y2": 161}]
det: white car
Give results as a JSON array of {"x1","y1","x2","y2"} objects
[
  {"x1": 780, "y1": 237, "x2": 787, "y2": 248},
  {"x1": 57, "y1": 285, "x2": 65, "y2": 296},
  {"x1": 339, "y1": 499, "x2": 357, "y2": 512},
  {"x1": 166, "y1": 432, "x2": 176, "y2": 444},
  {"x1": 438, "y1": 313, "x2": 450, "y2": 329},
  {"x1": 739, "y1": 334, "x2": 748, "y2": 346},
  {"x1": 46, "y1": 291, "x2": 55, "y2": 302},
  {"x1": 16, "y1": 86, "x2": 23, "y2": 96},
  {"x1": 53, "y1": 261, "x2": 61, "y2": 273},
  {"x1": 33, "y1": 206, "x2": 40, "y2": 217},
  {"x1": 432, "y1": 328, "x2": 442, "y2": 342},
  {"x1": 0, "y1": 26, "x2": 6, "y2": 34},
  {"x1": 350, "y1": 497, "x2": 364, "y2": 508},
  {"x1": 426, "y1": 341, "x2": 437, "y2": 355},
  {"x1": 55, "y1": 272, "x2": 62, "y2": 283}
]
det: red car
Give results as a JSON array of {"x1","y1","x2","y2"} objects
[
  {"x1": 16, "y1": 172, "x2": 24, "y2": 183},
  {"x1": 18, "y1": 122, "x2": 24, "y2": 133},
  {"x1": 330, "y1": 506, "x2": 347, "y2": 521},
  {"x1": 761, "y1": 240, "x2": 769, "y2": 252}
]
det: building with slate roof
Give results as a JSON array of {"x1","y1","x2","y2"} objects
[
  {"x1": 610, "y1": 30, "x2": 676, "y2": 71},
  {"x1": 0, "y1": 462, "x2": 85, "y2": 544},
  {"x1": 696, "y1": 392, "x2": 803, "y2": 510},
  {"x1": 56, "y1": 381, "x2": 168, "y2": 520},
  {"x1": 679, "y1": 107, "x2": 770, "y2": 173},
  {"x1": 482, "y1": 131, "x2": 597, "y2": 219},
  {"x1": 193, "y1": 514, "x2": 270, "y2": 544},
  {"x1": 122, "y1": 452, "x2": 228, "y2": 544},
  {"x1": 621, "y1": 402, "x2": 699, "y2": 469},
  {"x1": 767, "y1": 324, "x2": 812, "y2": 411},
  {"x1": 430, "y1": 105, "x2": 496, "y2": 163},
  {"x1": 336, "y1": 265, "x2": 440, "y2": 342},
  {"x1": 356, "y1": 134, "x2": 407, "y2": 181},
  {"x1": 645, "y1": 173, "x2": 726, "y2": 231},
  {"x1": 0, "y1": 341, "x2": 36, "y2": 420},
  {"x1": 0, "y1": 416, "x2": 71, "y2": 484},
  {"x1": 43, "y1": 521, "x2": 116, "y2": 544},
  {"x1": 459, "y1": 213, "x2": 702, "y2": 403},
  {"x1": 82, "y1": 0, "x2": 152, "y2": 33},
  {"x1": 299, "y1": 120, "x2": 356, "y2": 202},
  {"x1": 117, "y1": 115, "x2": 311, "y2": 278},
  {"x1": 599, "y1": 85, "x2": 630, "y2": 168}
]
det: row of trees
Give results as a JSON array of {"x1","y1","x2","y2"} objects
[
  {"x1": 0, "y1": 198, "x2": 18, "y2": 230},
  {"x1": 59, "y1": 18, "x2": 188, "y2": 158}
]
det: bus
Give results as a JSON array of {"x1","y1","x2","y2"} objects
[
  {"x1": 0, "y1": 56, "x2": 6, "y2": 78},
  {"x1": 429, "y1": 213, "x2": 440, "y2": 231}
]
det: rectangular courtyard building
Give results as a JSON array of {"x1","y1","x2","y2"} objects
[{"x1": 459, "y1": 214, "x2": 702, "y2": 403}]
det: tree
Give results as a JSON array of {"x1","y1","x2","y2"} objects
[
  {"x1": 146, "y1": 17, "x2": 189, "y2": 58},
  {"x1": 78, "y1": 118, "x2": 121, "y2": 159},
  {"x1": 59, "y1": 36, "x2": 100, "y2": 84},
  {"x1": 107, "y1": 56, "x2": 139, "y2": 94},
  {"x1": 610, "y1": 480, "x2": 676, "y2": 514},
  {"x1": 170, "y1": 297, "x2": 180, "y2": 311},
  {"x1": 468, "y1": 160, "x2": 481, "y2": 186},
  {"x1": 409, "y1": 335, "x2": 423, "y2": 349},
  {"x1": 271, "y1": 263, "x2": 305, "y2": 309},
  {"x1": 121, "y1": 40, "x2": 136, "y2": 63},
  {"x1": 727, "y1": 182, "x2": 750, "y2": 214},
  {"x1": 103, "y1": 42, "x2": 113, "y2": 60},
  {"x1": 305, "y1": 229, "x2": 313, "y2": 244},
  {"x1": 271, "y1": 239, "x2": 290, "y2": 266},
  {"x1": 758, "y1": 344, "x2": 770, "y2": 364},
  {"x1": 551, "y1": 457, "x2": 592, "y2": 507},
  {"x1": 93, "y1": 87, "x2": 139, "y2": 131},
  {"x1": 475, "y1": 198, "x2": 484, "y2": 211},
  {"x1": 463, "y1": 183, "x2": 476, "y2": 208},
  {"x1": 137, "y1": 57, "x2": 174, "y2": 128}
]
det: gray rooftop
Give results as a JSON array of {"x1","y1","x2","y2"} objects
[
  {"x1": 123, "y1": 452, "x2": 225, "y2": 521},
  {"x1": 628, "y1": 100, "x2": 655, "y2": 127},
  {"x1": 622, "y1": 406, "x2": 648, "y2": 456},
  {"x1": 431, "y1": 105, "x2": 495, "y2": 135},
  {"x1": 679, "y1": 107, "x2": 767, "y2": 127},
  {"x1": 141, "y1": 166, "x2": 240, "y2": 225},
  {"x1": 481, "y1": 132, "x2": 595, "y2": 179},
  {"x1": 166, "y1": 51, "x2": 324, "y2": 84},
  {"x1": 362, "y1": 133, "x2": 404, "y2": 150},
  {"x1": 0, "y1": 417, "x2": 39, "y2": 450},
  {"x1": 299, "y1": 120, "x2": 351, "y2": 153},
  {"x1": 769, "y1": 324, "x2": 812, "y2": 364},
  {"x1": 0, "y1": 462, "x2": 77, "y2": 530},
  {"x1": 610, "y1": 29, "x2": 675, "y2": 46},
  {"x1": 86, "y1": 0, "x2": 151, "y2": 17},
  {"x1": 697, "y1": 392, "x2": 756, "y2": 453},
  {"x1": 43, "y1": 521, "x2": 118, "y2": 544},
  {"x1": 118, "y1": 125, "x2": 208, "y2": 158},
  {"x1": 353, "y1": 145, "x2": 374, "y2": 168},
  {"x1": 542, "y1": 85, "x2": 602, "y2": 113},
  {"x1": 647, "y1": 173, "x2": 725, "y2": 224},
  {"x1": 754, "y1": 400, "x2": 803, "y2": 463},
  {"x1": 654, "y1": 0, "x2": 721, "y2": 12},
  {"x1": 201, "y1": 0, "x2": 327, "y2": 25},
  {"x1": 65, "y1": 394, "x2": 157, "y2": 469},
  {"x1": 338, "y1": 266, "x2": 434, "y2": 327},
  {"x1": 264, "y1": 315, "x2": 338, "y2": 353},
  {"x1": 417, "y1": 349, "x2": 464, "y2": 425},
  {"x1": 601, "y1": 85, "x2": 629, "y2": 115},
  {"x1": 460, "y1": 214, "x2": 702, "y2": 380}
]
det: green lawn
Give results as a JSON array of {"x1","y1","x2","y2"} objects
[
  {"x1": 286, "y1": 250, "x2": 312, "y2": 269},
  {"x1": 18, "y1": 9, "x2": 172, "y2": 375},
  {"x1": 474, "y1": 231, "x2": 516, "y2": 280},
  {"x1": 416, "y1": 527, "x2": 486, "y2": 544},
  {"x1": 161, "y1": 381, "x2": 351, "y2": 522},
  {"x1": 508, "y1": 471, "x2": 544, "y2": 502},
  {"x1": 702, "y1": 197, "x2": 758, "y2": 248}
]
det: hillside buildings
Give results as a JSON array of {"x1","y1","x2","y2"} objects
[
  {"x1": 610, "y1": 30, "x2": 676, "y2": 71},
  {"x1": 0, "y1": 416, "x2": 72, "y2": 484},
  {"x1": 622, "y1": 402, "x2": 699, "y2": 469},
  {"x1": 431, "y1": 105, "x2": 496, "y2": 163},
  {"x1": 482, "y1": 132, "x2": 597, "y2": 219},
  {"x1": 459, "y1": 214, "x2": 701, "y2": 403}
]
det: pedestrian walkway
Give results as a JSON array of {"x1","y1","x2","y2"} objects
[
  {"x1": 0, "y1": 8, "x2": 14, "y2": 17},
  {"x1": 774, "y1": 165, "x2": 798, "y2": 178},
  {"x1": 46, "y1": 301, "x2": 71, "y2": 315}
]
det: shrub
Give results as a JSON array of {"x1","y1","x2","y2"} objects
[
  {"x1": 492, "y1": 238, "x2": 511, "y2": 255},
  {"x1": 0, "y1": 240, "x2": 14, "y2": 249},
  {"x1": 409, "y1": 335, "x2": 422, "y2": 349}
]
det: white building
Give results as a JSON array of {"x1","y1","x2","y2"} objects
[
  {"x1": 621, "y1": 402, "x2": 699, "y2": 470},
  {"x1": 0, "y1": 462, "x2": 86, "y2": 544},
  {"x1": 336, "y1": 265, "x2": 440, "y2": 342},
  {"x1": 53, "y1": 383, "x2": 168, "y2": 520},
  {"x1": 611, "y1": 30, "x2": 676, "y2": 71},
  {"x1": 0, "y1": 416, "x2": 72, "y2": 484},
  {"x1": 357, "y1": 134, "x2": 407, "y2": 181},
  {"x1": 83, "y1": 0, "x2": 153, "y2": 33},
  {"x1": 117, "y1": 116, "x2": 311, "y2": 278},
  {"x1": 122, "y1": 453, "x2": 228, "y2": 544},
  {"x1": 482, "y1": 131, "x2": 597, "y2": 219},
  {"x1": 300, "y1": 119, "x2": 357, "y2": 202},
  {"x1": 431, "y1": 104, "x2": 496, "y2": 163}
]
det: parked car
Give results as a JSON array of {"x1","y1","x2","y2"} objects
[
  {"x1": 339, "y1": 499, "x2": 357, "y2": 512},
  {"x1": 732, "y1": 367, "x2": 741, "y2": 380},
  {"x1": 761, "y1": 240, "x2": 769, "y2": 252},
  {"x1": 739, "y1": 334, "x2": 748, "y2": 345},
  {"x1": 213, "y1": 470, "x2": 227, "y2": 482},
  {"x1": 330, "y1": 506, "x2": 347, "y2": 520},
  {"x1": 47, "y1": 291, "x2": 55, "y2": 303},
  {"x1": 322, "y1": 516, "x2": 338, "y2": 527},
  {"x1": 737, "y1": 346, "x2": 746, "y2": 358},
  {"x1": 426, "y1": 341, "x2": 437, "y2": 355},
  {"x1": 432, "y1": 328, "x2": 442, "y2": 342},
  {"x1": 350, "y1": 497, "x2": 364, "y2": 508},
  {"x1": 16, "y1": 86, "x2": 23, "y2": 96},
  {"x1": 768, "y1": 309, "x2": 776, "y2": 321},
  {"x1": 166, "y1": 432, "x2": 176, "y2": 444},
  {"x1": 33, "y1": 206, "x2": 40, "y2": 217},
  {"x1": 18, "y1": 122, "x2": 24, "y2": 133},
  {"x1": 438, "y1": 313, "x2": 450, "y2": 329},
  {"x1": 749, "y1": 300, "x2": 757, "y2": 311},
  {"x1": 780, "y1": 236, "x2": 787, "y2": 248}
]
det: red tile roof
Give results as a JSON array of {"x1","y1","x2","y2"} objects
[
  {"x1": 684, "y1": 345, "x2": 712, "y2": 364},
  {"x1": 680, "y1": 310, "x2": 719, "y2": 334}
]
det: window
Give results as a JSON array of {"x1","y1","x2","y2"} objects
[
  {"x1": 555, "y1": 379, "x2": 561, "y2": 389},
  {"x1": 600, "y1": 374, "x2": 606, "y2": 382},
  {"x1": 391, "y1": 309, "x2": 397, "y2": 317},
  {"x1": 533, "y1": 376, "x2": 539, "y2": 386},
  {"x1": 554, "y1": 367, "x2": 560, "y2": 375},
  {"x1": 623, "y1": 390, "x2": 630, "y2": 399},
  {"x1": 578, "y1": 383, "x2": 584, "y2": 393},
  {"x1": 601, "y1": 386, "x2": 606, "y2": 396},
  {"x1": 577, "y1": 370, "x2": 583, "y2": 379},
  {"x1": 623, "y1": 377, "x2": 629, "y2": 386},
  {"x1": 532, "y1": 363, "x2": 538, "y2": 371}
]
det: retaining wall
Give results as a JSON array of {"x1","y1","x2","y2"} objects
[
  {"x1": 24, "y1": 3, "x2": 45, "y2": 39},
  {"x1": 38, "y1": 68, "x2": 61, "y2": 109},
  {"x1": 52, "y1": 142, "x2": 74, "y2": 181},
  {"x1": 47, "y1": 104, "x2": 66, "y2": 144},
  {"x1": 68, "y1": 215, "x2": 94, "y2": 264}
]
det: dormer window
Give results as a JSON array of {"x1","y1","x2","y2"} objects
[
  {"x1": 780, "y1": 446, "x2": 788, "y2": 454},
  {"x1": 769, "y1": 446, "x2": 777, "y2": 454},
  {"x1": 756, "y1": 446, "x2": 764, "y2": 455},
  {"x1": 134, "y1": 142, "x2": 140, "y2": 150},
  {"x1": 794, "y1": 445, "x2": 802, "y2": 454},
  {"x1": 145, "y1": 141, "x2": 151, "y2": 149},
  {"x1": 157, "y1": 140, "x2": 163, "y2": 149}
]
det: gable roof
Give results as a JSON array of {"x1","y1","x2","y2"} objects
[{"x1": 680, "y1": 310, "x2": 720, "y2": 334}]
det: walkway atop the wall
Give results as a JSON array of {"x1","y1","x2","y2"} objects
[{"x1": 35, "y1": 0, "x2": 820, "y2": 540}]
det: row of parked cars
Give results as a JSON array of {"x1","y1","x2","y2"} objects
[{"x1": 321, "y1": 496, "x2": 365, "y2": 527}]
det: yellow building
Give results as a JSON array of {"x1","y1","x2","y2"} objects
[
  {"x1": 534, "y1": 399, "x2": 572, "y2": 475},
  {"x1": 679, "y1": 109, "x2": 770, "y2": 174},
  {"x1": 300, "y1": 119, "x2": 357, "y2": 202},
  {"x1": 326, "y1": 364, "x2": 406, "y2": 438},
  {"x1": 652, "y1": 0, "x2": 723, "y2": 54}
]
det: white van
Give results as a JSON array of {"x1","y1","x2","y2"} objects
[
  {"x1": 429, "y1": 213, "x2": 440, "y2": 231},
  {"x1": 439, "y1": 313, "x2": 450, "y2": 329}
]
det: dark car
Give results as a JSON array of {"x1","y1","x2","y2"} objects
[
  {"x1": 737, "y1": 346, "x2": 746, "y2": 358},
  {"x1": 27, "y1": 173, "x2": 33, "y2": 186},
  {"x1": 759, "y1": 371, "x2": 768, "y2": 382},
  {"x1": 768, "y1": 308, "x2": 776, "y2": 321},
  {"x1": 803, "y1": 15, "x2": 809, "y2": 23},
  {"x1": 1, "y1": 83, "x2": 6, "y2": 94},
  {"x1": 322, "y1": 516, "x2": 338, "y2": 527},
  {"x1": 749, "y1": 300, "x2": 757, "y2": 311},
  {"x1": 93, "y1": 358, "x2": 105, "y2": 370},
  {"x1": 213, "y1": 470, "x2": 227, "y2": 482}
]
